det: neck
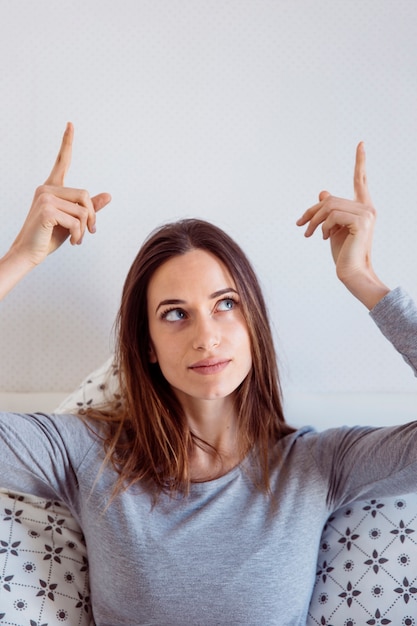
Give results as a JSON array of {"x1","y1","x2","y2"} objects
[
  {"x1": 177, "y1": 395, "x2": 242, "y2": 481},
  {"x1": 182, "y1": 396, "x2": 237, "y2": 446},
  {"x1": 189, "y1": 444, "x2": 242, "y2": 482}
]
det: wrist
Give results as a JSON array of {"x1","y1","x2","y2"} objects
[
  {"x1": 341, "y1": 271, "x2": 390, "y2": 310},
  {"x1": 0, "y1": 247, "x2": 37, "y2": 301}
]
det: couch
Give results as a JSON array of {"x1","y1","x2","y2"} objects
[{"x1": 1, "y1": 360, "x2": 417, "y2": 625}]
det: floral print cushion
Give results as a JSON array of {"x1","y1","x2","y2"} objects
[
  {"x1": 307, "y1": 494, "x2": 417, "y2": 625},
  {"x1": 55, "y1": 356, "x2": 120, "y2": 416},
  {"x1": 0, "y1": 489, "x2": 92, "y2": 626}
]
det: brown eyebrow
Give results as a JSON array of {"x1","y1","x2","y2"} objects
[
  {"x1": 155, "y1": 299, "x2": 186, "y2": 314},
  {"x1": 210, "y1": 287, "x2": 238, "y2": 299},
  {"x1": 155, "y1": 288, "x2": 238, "y2": 314}
]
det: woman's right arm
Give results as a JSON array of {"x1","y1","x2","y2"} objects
[{"x1": 0, "y1": 123, "x2": 111, "y2": 300}]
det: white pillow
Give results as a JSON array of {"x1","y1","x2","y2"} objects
[
  {"x1": 55, "y1": 356, "x2": 120, "y2": 416},
  {"x1": 307, "y1": 492, "x2": 417, "y2": 625},
  {"x1": 0, "y1": 489, "x2": 92, "y2": 625}
]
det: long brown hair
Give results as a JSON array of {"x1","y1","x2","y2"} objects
[{"x1": 87, "y1": 219, "x2": 295, "y2": 497}]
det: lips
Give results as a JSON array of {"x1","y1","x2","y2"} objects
[{"x1": 188, "y1": 358, "x2": 231, "y2": 375}]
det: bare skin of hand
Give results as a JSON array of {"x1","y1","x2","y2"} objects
[
  {"x1": 10, "y1": 123, "x2": 111, "y2": 268},
  {"x1": 0, "y1": 124, "x2": 111, "y2": 300},
  {"x1": 296, "y1": 143, "x2": 389, "y2": 309}
]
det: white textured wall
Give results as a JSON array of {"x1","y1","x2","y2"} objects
[{"x1": 1, "y1": 0, "x2": 416, "y2": 398}]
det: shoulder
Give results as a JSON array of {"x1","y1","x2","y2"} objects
[
  {"x1": 275, "y1": 424, "x2": 377, "y2": 464},
  {"x1": 0, "y1": 410, "x2": 101, "y2": 458}
]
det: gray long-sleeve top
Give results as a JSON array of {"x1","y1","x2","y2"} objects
[{"x1": 1, "y1": 287, "x2": 416, "y2": 625}]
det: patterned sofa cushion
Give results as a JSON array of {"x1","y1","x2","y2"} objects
[
  {"x1": 307, "y1": 494, "x2": 417, "y2": 625},
  {"x1": 0, "y1": 489, "x2": 92, "y2": 625},
  {"x1": 55, "y1": 356, "x2": 120, "y2": 416}
]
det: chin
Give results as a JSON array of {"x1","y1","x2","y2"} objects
[{"x1": 174, "y1": 384, "x2": 238, "y2": 405}]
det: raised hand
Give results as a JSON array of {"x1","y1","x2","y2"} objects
[
  {"x1": 11, "y1": 123, "x2": 111, "y2": 267},
  {"x1": 0, "y1": 124, "x2": 111, "y2": 300},
  {"x1": 296, "y1": 143, "x2": 389, "y2": 309}
]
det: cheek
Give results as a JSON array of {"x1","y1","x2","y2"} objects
[
  {"x1": 243, "y1": 332, "x2": 253, "y2": 370},
  {"x1": 149, "y1": 334, "x2": 182, "y2": 371},
  {"x1": 232, "y1": 321, "x2": 253, "y2": 365},
  {"x1": 235, "y1": 316, "x2": 251, "y2": 346},
  {"x1": 147, "y1": 319, "x2": 168, "y2": 364}
]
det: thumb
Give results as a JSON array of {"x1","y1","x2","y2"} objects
[
  {"x1": 319, "y1": 190, "x2": 331, "y2": 202},
  {"x1": 92, "y1": 192, "x2": 112, "y2": 214}
]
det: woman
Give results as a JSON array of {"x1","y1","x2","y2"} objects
[{"x1": 0, "y1": 124, "x2": 416, "y2": 624}]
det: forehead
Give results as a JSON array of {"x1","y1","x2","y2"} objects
[{"x1": 147, "y1": 249, "x2": 235, "y2": 299}]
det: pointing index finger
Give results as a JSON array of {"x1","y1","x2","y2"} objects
[
  {"x1": 353, "y1": 141, "x2": 372, "y2": 205},
  {"x1": 44, "y1": 122, "x2": 74, "y2": 186}
]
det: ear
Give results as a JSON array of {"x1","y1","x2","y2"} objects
[{"x1": 148, "y1": 343, "x2": 158, "y2": 364}]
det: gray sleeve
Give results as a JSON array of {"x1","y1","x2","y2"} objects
[
  {"x1": 305, "y1": 422, "x2": 417, "y2": 510},
  {"x1": 370, "y1": 286, "x2": 417, "y2": 377},
  {"x1": 0, "y1": 411, "x2": 97, "y2": 505}
]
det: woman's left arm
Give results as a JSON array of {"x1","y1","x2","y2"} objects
[
  {"x1": 369, "y1": 287, "x2": 417, "y2": 377},
  {"x1": 297, "y1": 144, "x2": 417, "y2": 375},
  {"x1": 296, "y1": 142, "x2": 390, "y2": 310}
]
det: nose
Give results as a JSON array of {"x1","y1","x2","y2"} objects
[{"x1": 192, "y1": 316, "x2": 220, "y2": 351}]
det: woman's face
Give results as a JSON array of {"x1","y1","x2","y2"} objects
[{"x1": 147, "y1": 249, "x2": 252, "y2": 411}]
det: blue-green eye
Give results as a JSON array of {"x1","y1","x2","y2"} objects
[
  {"x1": 162, "y1": 308, "x2": 186, "y2": 322},
  {"x1": 217, "y1": 298, "x2": 236, "y2": 311}
]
